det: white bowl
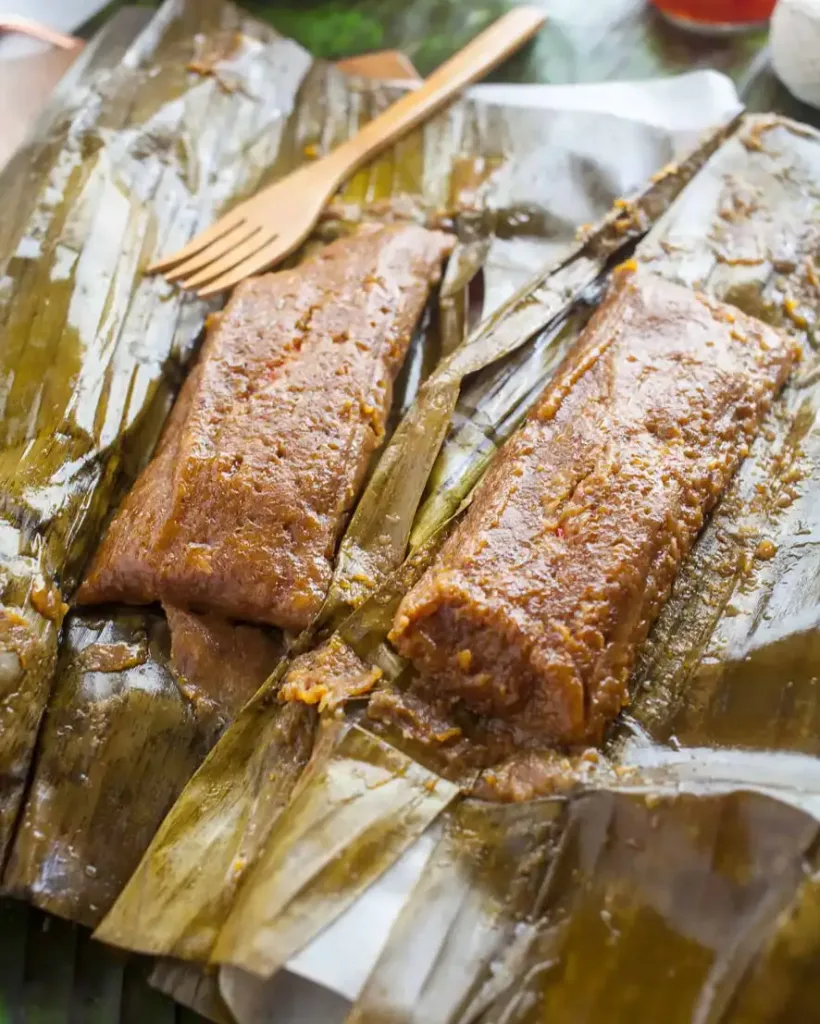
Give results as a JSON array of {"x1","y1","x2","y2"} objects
[{"x1": 771, "y1": 0, "x2": 820, "y2": 108}]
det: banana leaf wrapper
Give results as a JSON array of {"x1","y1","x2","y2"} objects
[
  {"x1": 95, "y1": 115, "x2": 739, "y2": 986},
  {"x1": 10, "y1": 0, "x2": 672, "y2": 923},
  {"x1": 0, "y1": 0, "x2": 319, "y2": 870},
  {"x1": 96, "y1": 707, "x2": 455, "y2": 965},
  {"x1": 350, "y1": 785, "x2": 820, "y2": 1024},
  {"x1": 217, "y1": 114, "x2": 820, "y2": 1019},
  {"x1": 626, "y1": 115, "x2": 820, "y2": 755},
  {"x1": 727, "y1": 869, "x2": 820, "y2": 1023},
  {"x1": 347, "y1": 797, "x2": 566, "y2": 1024},
  {"x1": 0, "y1": 0, "x2": 156, "y2": 888},
  {"x1": 0, "y1": 0, "x2": 497, "y2": 922},
  {"x1": 344, "y1": 115, "x2": 820, "y2": 1024},
  {"x1": 3, "y1": 608, "x2": 266, "y2": 928}
]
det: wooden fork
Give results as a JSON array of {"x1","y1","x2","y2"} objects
[{"x1": 150, "y1": 6, "x2": 546, "y2": 297}]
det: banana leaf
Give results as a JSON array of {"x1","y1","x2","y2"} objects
[
  {"x1": 244, "y1": 115, "x2": 820, "y2": 1020},
  {"x1": 625, "y1": 116, "x2": 820, "y2": 755},
  {"x1": 344, "y1": 115, "x2": 820, "y2": 1024},
  {"x1": 0, "y1": 0, "x2": 155, "y2": 885},
  {"x1": 210, "y1": 724, "x2": 457, "y2": 977},
  {"x1": 8, "y1": 1, "x2": 798, "y2": 1017},
  {"x1": 94, "y1": 108, "x2": 740, "y2": 992},
  {"x1": 475, "y1": 789, "x2": 817, "y2": 1024},
  {"x1": 0, "y1": 0, "x2": 480, "y2": 924},
  {"x1": 347, "y1": 797, "x2": 566, "y2": 1024},
  {"x1": 727, "y1": 870, "x2": 820, "y2": 1023},
  {"x1": 1, "y1": 0, "x2": 726, "y2": 942},
  {"x1": 3, "y1": 608, "x2": 247, "y2": 928},
  {"x1": 0, "y1": 0, "x2": 317, "y2": 872},
  {"x1": 350, "y1": 787, "x2": 820, "y2": 1024}
]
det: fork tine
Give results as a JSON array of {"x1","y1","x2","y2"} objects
[
  {"x1": 148, "y1": 211, "x2": 248, "y2": 274},
  {"x1": 195, "y1": 234, "x2": 302, "y2": 297},
  {"x1": 178, "y1": 230, "x2": 279, "y2": 290},
  {"x1": 165, "y1": 224, "x2": 263, "y2": 284}
]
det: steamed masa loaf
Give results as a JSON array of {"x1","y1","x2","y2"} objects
[
  {"x1": 390, "y1": 268, "x2": 798, "y2": 746},
  {"x1": 78, "y1": 224, "x2": 453, "y2": 630}
]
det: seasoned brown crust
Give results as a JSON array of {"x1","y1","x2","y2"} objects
[
  {"x1": 77, "y1": 225, "x2": 452, "y2": 629},
  {"x1": 74, "y1": 362, "x2": 202, "y2": 609},
  {"x1": 390, "y1": 269, "x2": 798, "y2": 746}
]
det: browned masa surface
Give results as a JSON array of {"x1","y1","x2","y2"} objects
[
  {"x1": 164, "y1": 606, "x2": 284, "y2": 722},
  {"x1": 77, "y1": 224, "x2": 452, "y2": 630},
  {"x1": 390, "y1": 269, "x2": 797, "y2": 747}
]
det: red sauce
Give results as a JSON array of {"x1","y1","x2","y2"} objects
[{"x1": 651, "y1": 0, "x2": 775, "y2": 28}]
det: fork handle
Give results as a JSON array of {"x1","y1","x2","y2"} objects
[{"x1": 323, "y1": 7, "x2": 546, "y2": 188}]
